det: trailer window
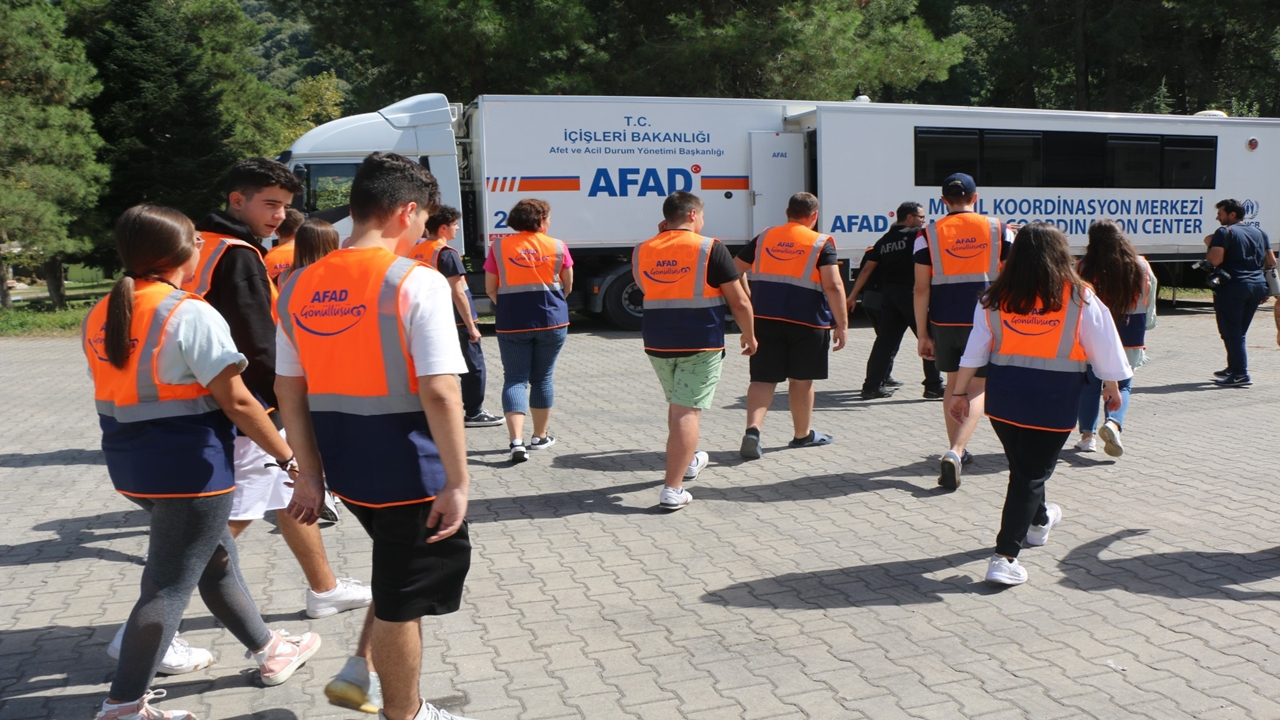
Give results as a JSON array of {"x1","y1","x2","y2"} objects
[
  {"x1": 915, "y1": 128, "x2": 978, "y2": 187},
  {"x1": 914, "y1": 126, "x2": 1217, "y2": 190},
  {"x1": 306, "y1": 163, "x2": 360, "y2": 212}
]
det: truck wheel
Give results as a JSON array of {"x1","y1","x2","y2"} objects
[{"x1": 603, "y1": 272, "x2": 644, "y2": 330}]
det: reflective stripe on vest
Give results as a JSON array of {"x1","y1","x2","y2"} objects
[
  {"x1": 632, "y1": 235, "x2": 727, "y2": 309},
  {"x1": 407, "y1": 239, "x2": 445, "y2": 269},
  {"x1": 493, "y1": 233, "x2": 564, "y2": 295},
  {"x1": 927, "y1": 215, "x2": 1001, "y2": 286},
  {"x1": 750, "y1": 225, "x2": 828, "y2": 292},
  {"x1": 278, "y1": 250, "x2": 422, "y2": 416},
  {"x1": 987, "y1": 286, "x2": 1088, "y2": 373},
  {"x1": 634, "y1": 231, "x2": 728, "y2": 352},
  {"x1": 84, "y1": 283, "x2": 220, "y2": 423},
  {"x1": 183, "y1": 233, "x2": 258, "y2": 296}
]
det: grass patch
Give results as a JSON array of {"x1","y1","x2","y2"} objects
[{"x1": 0, "y1": 304, "x2": 92, "y2": 337}]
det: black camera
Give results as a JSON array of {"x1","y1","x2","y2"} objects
[{"x1": 1193, "y1": 259, "x2": 1232, "y2": 288}]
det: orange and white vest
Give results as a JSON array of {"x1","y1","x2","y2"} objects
[
  {"x1": 263, "y1": 242, "x2": 295, "y2": 285},
  {"x1": 924, "y1": 212, "x2": 1003, "y2": 326},
  {"x1": 632, "y1": 230, "x2": 727, "y2": 352},
  {"x1": 749, "y1": 223, "x2": 835, "y2": 328},
  {"x1": 490, "y1": 232, "x2": 569, "y2": 332},
  {"x1": 404, "y1": 239, "x2": 476, "y2": 327}
]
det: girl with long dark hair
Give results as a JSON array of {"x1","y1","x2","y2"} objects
[
  {"x1": 945, "y1": 223, "x2": 1132, "y2": 586},
  {"x1": 85, "y1": 205, "x2": 320, "y2": 720},
  {"x1": 1074, "y1": 219, "x2": 1157, "y2": 456}
]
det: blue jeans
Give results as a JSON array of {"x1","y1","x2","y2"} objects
[
  {"x1": 1077, "y1": 366, "x2": 1132, "y2": 433},
  {"x1": 497, "y1": 327, "x2": 567, "y2": 414},
  {"x1": 1213, "y1": 280, "x2": 1267, "y2": 375}
]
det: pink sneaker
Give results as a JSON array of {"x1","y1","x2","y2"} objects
[
  {"x1": 249, "y1": 629, "x2": 322, "y2": 686},
  {"x1": 96, "y1": 690, "x2": 196, "y2": 719}
]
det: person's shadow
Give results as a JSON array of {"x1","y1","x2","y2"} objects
[
  {"x1": 1058, "y1": 529, "x2": 1280, "y2": 601},
  {"x1": 0, "y1": 510, "x2": 149, "y2": 568}
]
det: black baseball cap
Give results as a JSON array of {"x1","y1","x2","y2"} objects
[{"x1": 942, "y1": 173, "x2": 976, "y2": 197}]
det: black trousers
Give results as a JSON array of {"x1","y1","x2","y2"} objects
[
  {"x1": 991, "y1": 419, "x2": 1070, "y2": 558},
  {"x1": 863, "y1": 284, "x2": 943, "y2": 393},
  {"x1": 458, "y1": 326, "x2": 487, "y2": 416}
]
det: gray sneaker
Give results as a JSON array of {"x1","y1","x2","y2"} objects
[{"x1": 463, "y1": 410, "x2": 504, "y2": 428}]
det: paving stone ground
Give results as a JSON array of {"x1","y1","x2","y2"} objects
[{"x1": 3, "y1": 303, "x2": 1280, "y2": 720}]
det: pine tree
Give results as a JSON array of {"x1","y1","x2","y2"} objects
[{"x1": 0, "y1": 0, "x2": 107, "y2": 308}]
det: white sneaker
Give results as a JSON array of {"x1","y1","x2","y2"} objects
[
  {"x1": 326, "y1": 656, "x2": 380, "y2": 713},
  {"x1": 1023, "y1": 503, "x2": 1062, "y2": 547},
  {"x1": 107, "y1": 626, "x2": 213, "y2": 675},
  {"x1": 306, "y1": 578, "x2": 372, "y2": 619},
  {"x1": 658, "y1": 486, "x2": 692, "y2": 511},
  {"x1": 683, "y1": 451, "x2": 709, "y2": 480},
  {"x1": 97, "y1": 690, "x2": 195, "y2": 719},
  {"x1": 1098, "y1": 420, "x2": 1124, "y2": 457},
  {"x1": 985, "y1": 555, "x2": 1028, "y2": 585},
  {"x1": 1074, "y1": 435, "x2": 1096, "y2": 452},
  {"x1": 381, "y1": 699, "x2": 478, "y2": 720}
]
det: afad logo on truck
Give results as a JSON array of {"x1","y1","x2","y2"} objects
[{"x1": 487, "y1": 166, "x2": 750, "y2": 198}]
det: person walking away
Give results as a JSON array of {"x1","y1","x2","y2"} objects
[
  {"x1": 734, "y1": 192, "x2": 846, "y2": 458},
  {"x1": 264, "y1": 208, "x2": 304, "y2": 286},
  {"x1": 1074, "y1": 219, "x2": 1157, "y2": 456},
  {"x1": 854, "y1": 243, "x2": 897, "y2": 396},
  {"x1": 484, "y1": 199, "x2": 573, "y2": 462},
  {"x1": 88, "y1": 205, "x2": 320, "y2": 720},
  {"x1": 946, "y1": 223, "x2": 1131, "y2": 586},
  {"x1": 849, "y1": 201, "x2": 945, "y2": 400},
  {"x1": 405, "y1": 206, "x2": 503, "y2": 428},
  {"x1": 185, "y1": 157, "x2": 371, "y2": 622},
  {"x1": 1203, "y1": 199, "x2": 1276, "y2": 387},
  {"x1": 634, "y1": 191, "x2": 756, "y2": 509},
  {"x1": 913, "y1": 173, "x2": 1015, "y2": 489},
  {"x1": 276, "y1": 152, "x2": 477, "y2": 720}
]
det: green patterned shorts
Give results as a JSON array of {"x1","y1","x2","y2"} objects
[{"x1": 648, "y1": 350, "x2": 725, "y2": 410}]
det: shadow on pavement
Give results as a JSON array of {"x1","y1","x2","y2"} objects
[
  {"x1": 3, "y1": 511, "x2": 149, "y2": 568},
  {"x1": 468, "y1": 479, "x2": 660, "y2": 521},
  {"x1": 552, "y1": 449, "x2": 750, "y2": 473},
  {"x1": 1058, "y1": 529, "x2": 1280, "y2": 601},
  {"x1": 701, "y1": 548, "x2": 1002, "y2": 609},
  {"x1": 0, "y1": 449, "x2": 105, "y2": 467},
  {"x1": 1130, "y1": 382, "x2": 1221, "y2": 395}
]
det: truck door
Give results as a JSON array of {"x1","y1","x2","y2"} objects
[{"x1": 749, "y1": 132, "x2": 807, "y2": 236}]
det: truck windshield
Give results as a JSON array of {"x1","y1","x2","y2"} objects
[{"x1": 306, "y1": 163, "x2": 360, "y2": 212}]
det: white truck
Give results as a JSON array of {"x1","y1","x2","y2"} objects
[{"x1": 282, "y1": 93, "x2": 1280, "y2": 328}]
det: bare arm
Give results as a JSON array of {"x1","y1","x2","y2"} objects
[
  {"x1": 732, "y1": 258, "x2": 751, "y2": 295},
  {"x1": 846, "y1": 260, "x2": 878, "y2": 309},
  {"x1": 1266, "y1": 249, "x2": 1277, "y2": 270},
  {"x1": 1206, "y1": 246, "x2": 1225, "y2": 265},
  {"x1": 418, "y1": 373, "x2": 470, "y2": 541},
  {"x1": 485, "y1": 272, "x2": 499, "y2": 306},
  {"x1": 560, "y1": 266, "x2": 574, "y2": 296},
  {"x1": 914, "y1": 263, "x2": 934, "y2": 359},
  {"x1": 206, "y1": 364, "x2": 291, "y2": 462},
  {"x1": 719, "y1": 278, "x2": 757, "y2": 355},
  {"x1": 819, "y1": 264, "x2": 847, "y2": 351},
  {"x1": 448, "y1": 275, "x2": 481, "y2": 342},
  {"x1": 276, "y1": 374, "x2": 326, "y2": 525}
]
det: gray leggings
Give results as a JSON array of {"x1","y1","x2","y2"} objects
[{"x1": 109, "y1": 492, "x2": 273, "y2": 701}]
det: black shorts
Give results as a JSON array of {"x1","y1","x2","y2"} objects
[
  {"x1": 750, "y1": 319, "x2": 831, "y2": 383},
  {"x1": 343, "y1": 499, "x2": 472, "y2": 622},
  {"x1": 930, "y1": 324, "x2": 987, "y2": 377}
]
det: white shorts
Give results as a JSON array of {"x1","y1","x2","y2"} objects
[{"x1": 229, "y1": 429, "x2": 293, "y2": 522}]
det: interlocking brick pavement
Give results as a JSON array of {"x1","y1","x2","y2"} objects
[{"x1": 3, "y1": 303, "x2": 1280, "y2": 719}]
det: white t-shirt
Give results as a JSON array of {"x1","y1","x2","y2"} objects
[
  {"x1": 959, "y1": 286, "x2": 1134, "y2": 382},
  {"x1": 275, "y1": 257, "x2": 467, "y2": 379},
  {"x1": 86, "y1": 297, "x2": 247, "y2": 387}
]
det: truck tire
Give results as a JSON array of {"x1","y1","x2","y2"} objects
[{"x1": 602, "y1": 270, "x2": 644, "y2": 330}]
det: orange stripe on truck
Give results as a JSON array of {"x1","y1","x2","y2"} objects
[
  {"x1": 700, "y1": 176, "x2": 750, "y2": 190},
  {"x1": 518, "y1": 176, "x2": 581, "y2": 192}
]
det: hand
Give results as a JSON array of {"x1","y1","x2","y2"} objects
[
  {"x1": 1007, "y1": 222, "x2": 1024, "y2": 233},
  {"x1": 657, "y1": 219, "x2": 668, "y2": 233},
  {"x1": 831, "y1": 327, "x2": 847, "y2": 352},
  {"x1": 845, "y1": 293, "x2": 858, "y2": 311},
  {"x1": 918, "y1": 335, "x2": 935, "y2": 360},
  {"x1": 426, "y1": 485, "x2": 469, "y2": 542},
  {"x1": 741, "y1": 334, "x2": 758, "y2": 356},
  {"x1": 946, "y1": 394, "x2": 970, "y2": 422},
  {"x1": 468, "y1": 326, "x2": 482, "y2": 343},
  {"x1": 283, "y1": 470, "x2": 325, "y2": 526},
  {"x1": 1102, "y1": 384, "x2": 1123, "y2": 412}
]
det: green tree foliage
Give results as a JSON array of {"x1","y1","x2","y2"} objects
[
  {"x1": 276, "y1": 0, "x2": 966, "y2": 109},
  {"x1": 0, "y1": 0, "x2": 107, "y2": 308}
]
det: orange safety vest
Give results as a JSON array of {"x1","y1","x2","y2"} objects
[
  {"x1": 749, "y1": 223, "x2": 835, "y2": 328},
  {"x1": 632, "y1": 230, "x2": 727, "y2": 352},
  {"x1": 405, "y1": 238, "x2": 477, "y2": 327},
  {"x1": 263, "y1": 242, "x2": 295, "y2": 285},
  {"x1": 924, "y1": 212, "x2": 1003, "y2": 326},
  {"x1": 183, "y1": 231, "x2": 280, "y2": 322},
  {"x1": 491, "y1": 232, "x2": 569, "y2": 332},
  {"x1": 985, "y1": 284, "x2": 1089, "y2": 432},
  {"x1": 277, "y1": 247, "x2": 444, "y2": 507},
  {"x1": 83, "y1": 281, "x2": 233, "y2": 498}
]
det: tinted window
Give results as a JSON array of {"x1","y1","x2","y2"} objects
[
  {"x1": 1043, "y1": 132, "x2": 1106, "y2": 187},
  {"x1": 1163, "y1": 135, "x2": 1217, "y2": 189},
  {"x1": 307, "y1": 163, "x2": 359, "y2": 212},
  {"x1": 915, "y1": 128, "x2": 978, "y2": 186},
  {"x1": 982, "y1": 131, "x2": 1042, "y2": 187},
  {"x1": 1107, "y1": 135, "x2": 1160, "y2": 188}
]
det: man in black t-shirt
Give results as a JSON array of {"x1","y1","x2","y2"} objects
[
  {"x1": 846, "y1": 201, "x2": 944, "y2": 399},
  {"x1": 1206, "y1": 198, "x2": 1277, "y2": 386}
]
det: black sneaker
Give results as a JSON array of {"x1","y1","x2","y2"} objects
[
  {"x1": 529, "y1": 434, "x2": 556, "y2": 450},
  {"x1": 961, "y1": 449, "x2": 973, "y2": 465},
  {"x1": 883, "y1": 377, "x2": 904, "y2": 388},
  {"x1": 923, "y1": 385, "x2": 946, "y2": 400},
  {"x1": 860, "y1": 387, "x2": 896, "y2": 400},
  {"x1": 510, "y1": 442, "x2": 529, "y2": 463},
  {"x1": 464, "y1": 410, "x2": 504, "y2": 427},
  {"x1": 1213, "y1": 374, "x2": 1252, "y2": 387},
  {"x1": 1213, "y1": 368, "x2": 1231, "y2": 378}
]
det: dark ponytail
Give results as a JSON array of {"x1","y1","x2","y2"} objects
[{"x1": 105, "y1": 205, "x2": 198, "y2": 368}]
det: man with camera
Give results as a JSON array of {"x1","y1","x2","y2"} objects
[{"x1": 1202, "y1": 199, "x2": 1276, "y2": 387}]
